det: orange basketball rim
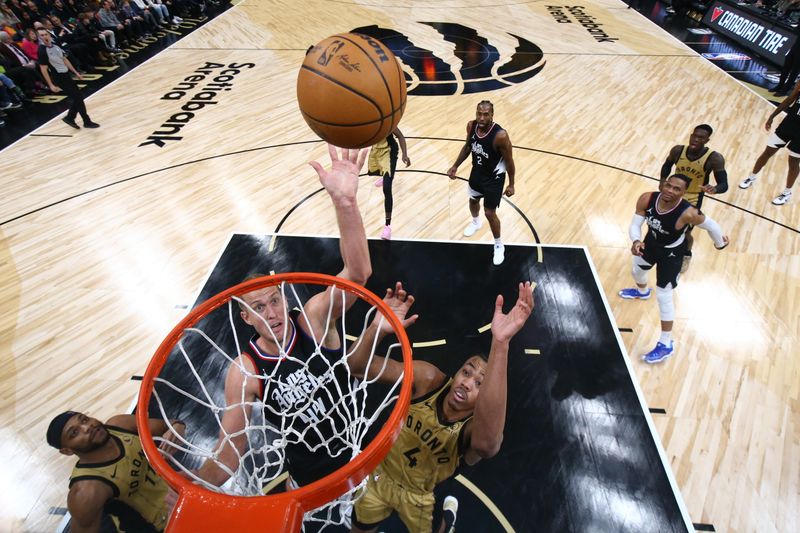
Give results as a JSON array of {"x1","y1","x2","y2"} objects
[{"x1": 136, "y1": 272, "x2": 414, "y2": 533}]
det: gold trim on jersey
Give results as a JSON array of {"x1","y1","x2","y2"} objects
[
  {"x1": 70, "y1": 427, "x2": 169, "y2": 531},
  {"x1": 378, "y1": 379, "x2": 471, "y2": 494}
]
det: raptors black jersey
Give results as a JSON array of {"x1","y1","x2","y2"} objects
[
  {"x1": 469, "y1": 122, "x2": 506, "y2": 180},
  {"x1": 643, "y1": 192, "x2": 692, "y2": 247},
  {"x1": 242, "y1": 310, "x2": 351, "y2": 486}
]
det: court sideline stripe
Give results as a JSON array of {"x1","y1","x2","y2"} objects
[{"x1": 454, "y1": 474, "x2": 514, "y2": 533}]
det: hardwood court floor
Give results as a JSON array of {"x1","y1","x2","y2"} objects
[{"x1": 0, "y1": 1, "x2": 797, "y2": 531}]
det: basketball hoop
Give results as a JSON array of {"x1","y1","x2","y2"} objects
[{"x1": 137, "y1": 273, "x2": 413, "y2": 532}]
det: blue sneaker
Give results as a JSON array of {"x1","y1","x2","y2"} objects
[
  {"x1": 642, "y1": 342, "x2": 674, "y2": 364},
  {"x1": 618, "y1": 287, "x2": 652, "y2": 300}
]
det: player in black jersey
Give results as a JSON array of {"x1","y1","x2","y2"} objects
[
  {"x1": 447, "y1": 100, "x2": 516, "y2": 266},
  {"x1": 619, "y1": 174, "x2": 729, "y2": 363},
  {"x1": 740, "y1": 80, "x2": 800, "y2": 206},
  {"x1": 195, "y1": 145, "x2": 372, "y2": 488}
]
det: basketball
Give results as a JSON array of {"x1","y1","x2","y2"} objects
[{"x1": 297, "y1": 33, "x2": 407, "y2": 149}]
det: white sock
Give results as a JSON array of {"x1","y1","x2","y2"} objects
[
  {"x1": 637, "y1": 286, "x2": 648, "y2": 294},
  {"x1": 472, "y1": 217, "x2": 480, "y2": 225},
  {"x1": 750, "y1": 172, "x2": 759, "y2": 179},
  {"x1": 784, "y1": 188, "x2": 792, "y2": 194},
  {"x1": 659, "y1": 331, "x2": 672, "y2": 345},
  {"x1": 494, "y1": 238, "x2": 503, "y2": 247}
]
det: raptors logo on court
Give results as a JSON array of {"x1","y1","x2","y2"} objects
[{"x1": 351, "y1": 23, "x2": 546, "y2": 96}]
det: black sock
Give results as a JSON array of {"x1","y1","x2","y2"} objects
[{"x1": 386, "y1": 217, "x2": 391, "y2": 226}]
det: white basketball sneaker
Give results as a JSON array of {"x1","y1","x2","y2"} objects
[
  {"x1": 739, "y1": 174, "x2": 757, "y2": 189},
  {"x1": 772, "y1": 189, "x2": 792, "y2": 205},
  {"x1": 492, "y1": 243, "x2": 505, "y2": 265},
  {"x1": 463, "y1": 219, "x2": 482, "y2": 237},
  {"x1": 443, "y1": 495, "x2": 459, "y2": 533}
]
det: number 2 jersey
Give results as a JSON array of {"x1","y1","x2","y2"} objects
[
  {"x1": 469, "y1": 121, "x2": 506, "y2": 182},
  {"x1": 379, "y1": 379, "x2": 470, "y2": 494}
]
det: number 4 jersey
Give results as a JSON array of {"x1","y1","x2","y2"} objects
[{"x1": 379, "y1": 379, "x2": 471, "y2": 493}]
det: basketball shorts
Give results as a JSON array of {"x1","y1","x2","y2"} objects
[
  {"x1": 467, "y1": 172, "x2": 505, "y2": 210},
  {"x1": 368, "y1": 139, "x2": 391, "y2": 176},
  {"x1": 353, "y1": 467, "x2": 436, "y2": 533},
  {"x1": 770, "y1": 119, "x2": 800, "y2": 157},
  {"x1": 637, "y1": 237, "x2": 687, "y2": 288},
  {"x1": 368, "y1": 136, "x2": 399, "y2": 177},
  {"x1": 683, "y1": 185, "x2": 704, "y2": 210}
]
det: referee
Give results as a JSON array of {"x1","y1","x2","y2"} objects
[{"x1": 37, "y1": 28, "x2": 100, "y2": 130}]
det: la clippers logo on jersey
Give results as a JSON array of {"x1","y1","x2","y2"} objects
[
  {"x1": 350, "y1": 23, "x2": 545, "y2": 96},
  {"x1": 645, "y1": 211, "x2": 669, "y2": 235},
  {"x1": 471, "y1": 140, "x2": 490, "y2": 160},
  {"x1": 271, "y1": 369, "x2": 327, "y2": 424}
]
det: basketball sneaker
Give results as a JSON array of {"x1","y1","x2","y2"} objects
[
  {"x1": 618, "y1": 287, "x2": 652, "y2": 299},
  {"x1": 463, "y1": 219, "x2": 482, "y2": 237},
  {"x1": 739, "y1": 174, "x2": 757, "y2": 189},
  {"x1": 381, "y1": 225, "x2": 391, "y2": 240},
  {"x1": 642, "y1": 341, "x2": 674, "y2": 364},
  {"x1": 492, "y1": 243, "x2": 505, "y2": 265},
  {"x1": 772, "y1": 189, "x2": 792, "y2": 205},
  {"x1": 443, "y1": 495, "x2": 459, "y2": 532}
]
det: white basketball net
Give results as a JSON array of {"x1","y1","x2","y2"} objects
[{"x1": 147, "y1": 279, "x2": 405, "y2": 531}]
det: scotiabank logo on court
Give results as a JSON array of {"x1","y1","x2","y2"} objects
[{"x1": 351, "y1": 23, "x2": 545, "y2": 96}]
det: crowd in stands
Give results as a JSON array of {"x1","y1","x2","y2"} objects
[
  {"x1": 0, "y1": 0, "x2": 229, "y2": 128},
  {"x1": 748, "y1": 0, "x2": 800, "y2": 25}
]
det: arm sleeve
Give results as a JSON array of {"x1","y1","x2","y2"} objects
[
  {"x1": 713, "y1": 169, "x2": 728, "y2": 193},
  {"x1": 629, "y1": 214, "x2": 645, "y2": 241},
  {"x1": 697, "y1": 215, "x2": 727, "y2": 248}
]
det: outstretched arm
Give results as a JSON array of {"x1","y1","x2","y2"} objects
[
  {"x1": 304, "y1": 145, "x2": 372, "y2": 341},
  {"x1": 347, "y1": 282, "x2": 446, "y2": 396},
  {"x1": 107, "y1": 414, "x2": 186, "y2": 453},
  {"x1": 463, "y1": 282, "x2": 534, "y2": 464},
  {"x1": 447, "y1": 121, "x2": 473, "y2": 178}
]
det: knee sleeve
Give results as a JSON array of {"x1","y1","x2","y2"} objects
[
  {"x1": 656, "y1": 285, "x2": 675, "y2": 321},
  {"x1": 632, "y1": 257, "x2": 650, "y2": 285}
]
